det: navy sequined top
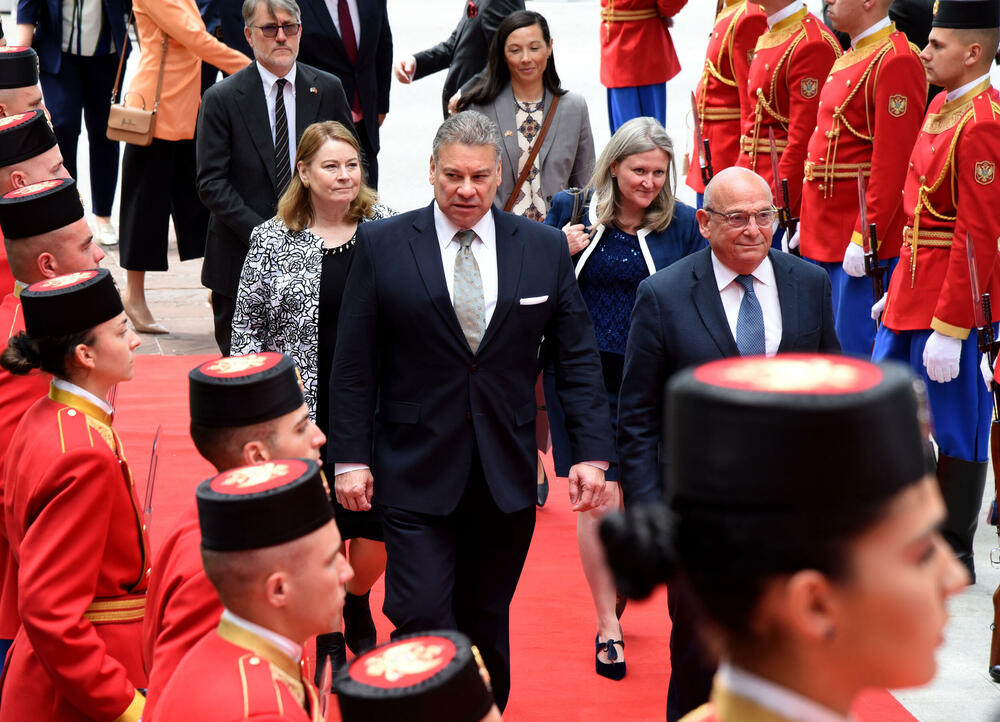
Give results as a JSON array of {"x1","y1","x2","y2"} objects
[{"x1": 578, "y1": 227, "x2": 649, "y2": 355}]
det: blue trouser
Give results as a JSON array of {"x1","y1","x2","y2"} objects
[
  {"x1": 809, "y1": 257, "x2": 899, "y2": 356},
  {"x1": 873, "y1": 326, "x2": 992, "y2": 462},
  {"x1": 40, "y1": 52, "x2": 121, "y2": 217},
  {"x1": 607, "y1": 83, "x2": 666, "y2": 133}
]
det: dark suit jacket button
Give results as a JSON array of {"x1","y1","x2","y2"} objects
[{"x1": 470, "y1": 364, "x2": 478, "y2": 373}]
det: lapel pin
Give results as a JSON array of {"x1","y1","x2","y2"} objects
[
  {"x1": 504, "y1": 130, "x2": 513, "y2": 137},
  {"x1": 310, "y1": 87, "x2": 318, "y2": 94}
]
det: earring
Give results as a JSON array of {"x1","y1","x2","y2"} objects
[
  {"x1": 610, "y1": 173, "x2": 616, "y2": 179},
  {"x1": 303, "y1": 180, "x2": 309, "y2": 188}
]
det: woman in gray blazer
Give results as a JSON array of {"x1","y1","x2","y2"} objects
[{"x1": 459, "y1": 10, "x2": 595, "y2": 219}]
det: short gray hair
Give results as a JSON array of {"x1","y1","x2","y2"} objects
[
  {"x1": 590, "y1": 116, "x2": 677, "y2": 233},
  {"x1": 242, "y1": 0, "x2": 301, "y2": 24},
  {"x1": 432, "y1": 111, "x2": 502, "y2": 163}
]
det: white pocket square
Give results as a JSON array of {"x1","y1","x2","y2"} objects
[{"x1": 519, "y1": 295, "x2": 549, "y2": 305}]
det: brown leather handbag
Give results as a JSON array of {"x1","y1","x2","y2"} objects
[{"x1": 107, "y1": 21, "x2": 168, "y2": 147}]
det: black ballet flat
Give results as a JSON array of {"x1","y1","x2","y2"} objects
[
  {"x1": 990, "y1": 665, "x2": 1000, "y2": 683},
  {"x1": 595, "y1": 633, "x2": 626, "y2": 681},
  {"x1": 343, "y1": 590, "x2": 378, "y2": 656},
  {"x1": 536, "y1": 468, "x2": 549, "y2": 507},
  {"x1": 314, "y1": 632, "x2": 346, "y2": 692}
]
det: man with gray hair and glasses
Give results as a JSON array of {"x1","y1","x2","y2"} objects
[
  {"x1": 330, "y1": 110, "x2": 613, "y2": 711},
  {"x1": 617, "y1": 165, "x2": 840, "y2": 721},
  {"x1": 197, "y1": 0, "x2": 354, "y2": 355}
]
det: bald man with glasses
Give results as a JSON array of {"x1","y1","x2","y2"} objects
[{"x1": 615, "y1": 165, "x2": 840, "y2": 722}]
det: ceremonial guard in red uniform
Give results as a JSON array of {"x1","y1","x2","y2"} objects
[
  {"x1": 336, "y1": 631, "x2": 501, "y2": 721},
  {"x1": 685, "y1": 0, "x2": 767, "y2": 200},
  {"x1": 0, "y1": 46, "x2": 48, "y2": 295},
  {"x1": 0, "y1": 268, "x2": 147, "y2": 722},
  {"x1": 599, "y1": 0, "x2": 688, "y2": 132},
  {"x1": 143, "y1": 352, "x2": 325, "y2": 718},
  {"x1": 874, "y1": 0, "x2": 1000, "y2": 579},
  {"x1": 799, "y1": 0, "x2": 925, "y2": 353},
  {"x1": 736, "y1": 0, "x2": 841, "y2": 232},
  {"x1": 155, "y1": 458, "x2": 353, "y2": 722},
  {"x1": 0, "y1": 178, "x2": 104, "y2": 671}
]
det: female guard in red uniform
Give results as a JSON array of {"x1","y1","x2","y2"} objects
[
  {"x1": 0, "y1": 268, "x2": 148, "y2": 722},
  {"x1": 602, "y1": 355, "x2": 967, "y2": 722}
]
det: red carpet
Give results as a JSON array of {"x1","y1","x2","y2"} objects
[{"x1": 116, "y1": 355, "x2": 916, "y2": 721}]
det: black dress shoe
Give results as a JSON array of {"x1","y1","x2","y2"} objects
[
  {"x1": 314, "y1": 632, "x2": 346, "y2": 691},
  {"x1": 990, "y1": 665, "x2": 1000, "y2": 683},
  {"x1": 595, "y1": 632, "x2": 625, "y2": 681},
  {"x1": 343, "y1": 591, "x2": 377, "y2": 656},
  {"x1": 536, "y1": 469, "x2": 549, "y2": 507}
]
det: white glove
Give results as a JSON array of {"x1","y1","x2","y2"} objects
[
  {"x1": 871, "y1": 293, "x2": 887, "y2": 321},
  {"x1": 923, "y1": 331, "x2": 963, "y2": 383},
  {"x1": 782, "y1": 228, "x2": 800, "y2": 253},
  {"x1": 843, "y1": 242, "x2": 866, "y2": 278},
  {"x1": 981, "y1": 353, "x2": 995, "y2": 391}
]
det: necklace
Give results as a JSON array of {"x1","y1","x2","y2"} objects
[{"x1": 513, "y1": 89, "x2": 545, "y2": 113}]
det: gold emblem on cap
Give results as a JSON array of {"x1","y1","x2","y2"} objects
[
  {"x1": 6, "y1": 179, "x2": 60, "y2": 197},
  {"x1": 364, "y1": 641, "x2": 446, "y2": 683},
  {"x1": 37, "y1": 272, "x2": 91, "y2": 289},
  {"x1": 207, "y1": 353, "x2": 269, "y2": 375},
  {"x1": 0, "y1": 113, "x2": 29, "y2": 129},
  {"x1": 932, "y1": 0, "x2": 938, "y2": 16},
  {"x1": 719, "y1": 357, "x2": 862, "y2": 392},
  {"x1": 220, "y1": 461, "x2": 291, "y2": 489}
]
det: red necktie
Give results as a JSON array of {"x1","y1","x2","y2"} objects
[{"x1": 337, "y1": 0, "x2": 362, "y2": 116}]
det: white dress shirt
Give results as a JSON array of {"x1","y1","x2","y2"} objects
[
  {"x1": 851, "y1": 16, "x2": 891, "y2": 49},
  {"x1": 767, "y1": 0, "x2": 805, "y2": 28},
  {"x1": 325, "y1": 0, "x2": 361, "y2": 47},
  {"x1": 62, "y1": 0, "x2": 107, "y2": 55},
  {"x1": 52, "y1": 378, "x2": 114, "y2": 416},
  {"x1": 947, "y1": 72, "x2": 992, "y2": 102},
  {"x1": 221, "y1": 609, "x2": 303, "y2": 663},
  {"x1": 258, "y1": 63, "x2": 298, "y2": 174},
  {"x1": 712, "y1": 251, "x2": 783, "y2": 357},
  {"x1": 433, "y1": 203, "x2": 499, "y2": 329},
  {"x1": 718, "y1": 663, "x2": 854, "y2": 722}
]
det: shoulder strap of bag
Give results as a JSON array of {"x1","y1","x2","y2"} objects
[
  {"x1": 151, "y1": 34, "x2": 169, "y2": 112},
  {"x1": 503, "y1": 92, "x2": 561, "y2": 213},
  {"x1": 109, "y1": 10, "x2": 134, "y2": 104},
  {"x1": 109, "y1": 12, "x2": 169, "y2": 110}
]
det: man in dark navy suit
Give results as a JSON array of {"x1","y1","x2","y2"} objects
[
  {"x1": 331, "y1": 110, "x2": 612, "y2": 713},
  {"x1": 617, "y1": 166, "x2": 840, "y2": 722}
]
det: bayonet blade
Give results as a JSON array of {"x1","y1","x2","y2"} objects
[
  {"x1": 857, "y1": 167, "x2": 870, "y2": 254},
  {"x1": 967, "y1": 231, "x2": 987, "y2": 330}
]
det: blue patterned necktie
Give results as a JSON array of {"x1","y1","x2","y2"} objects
[
  {"x1": 734, "y1": 274, "x2": 765, "y2": 356},
  {"x1": 453, "y1": 230, "x2": 485, "y2": 353}
]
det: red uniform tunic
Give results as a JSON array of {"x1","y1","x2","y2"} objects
[
  {"x1": 0, "y1": 288, "x2": 50, "y2": 641},
  {"x1": 142, "y1": 505, "x2": 223, "y2": 721},
  {"x1": 156, "y1": 616, "x2": 328, "y2": 722},
  {"x1": 882, "y1": 80, "x2": 1000, "y2": 336},
  {"x1": 736, "y1": 6, "x2": 841, "y2": 215},
  {"x1": 0, "y1": 384, "x2": 150, "y2": 722},
  {"x1": 599, "y1": 0, "x2": 687, "y2": 88},
  {"x1": 800, "y1": 26, "x2": 925, "y2": 263},
  {"x1": 685, "y1": 0, "x2": 767, "y2": 194}
]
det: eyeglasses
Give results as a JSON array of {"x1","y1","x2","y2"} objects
[
  {"x1": 703, "y1": 206, "x2": 778, "y2": 230},
  {"x1": 251, "y1": 23, "x2": 301, "y2": 38}
]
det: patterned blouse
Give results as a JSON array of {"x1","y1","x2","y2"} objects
[
  {"x1": 230, "y1": 203, "x2": 396, "y2": 418},
  {"x1": 510, "y1": 95, "x2": 547, "y2": 222}
]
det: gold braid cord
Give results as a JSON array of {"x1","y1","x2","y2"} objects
[
  {"x1": 750, "y1": 33, "x2": 802, "y2": 169},
  {"x1": 698, "y1": 3, "x2": 745, "y2": 140},
  {"x1": 821, "y1": 43, "x2": 893, "y2": 198},
  {"x1": 910, "y1": 108, "x2": 973, "y2": 286}
]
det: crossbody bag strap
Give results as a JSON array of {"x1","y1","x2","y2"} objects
[
  {"x1": 151, "y1": 34, "x2": 169, "y2": 112},
  {"x1": 503, "y1": 92, "x2": 561, "y2": 213},
  {"x1": 109, "y1": 10, "x2": 134, "y2": 104}
]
